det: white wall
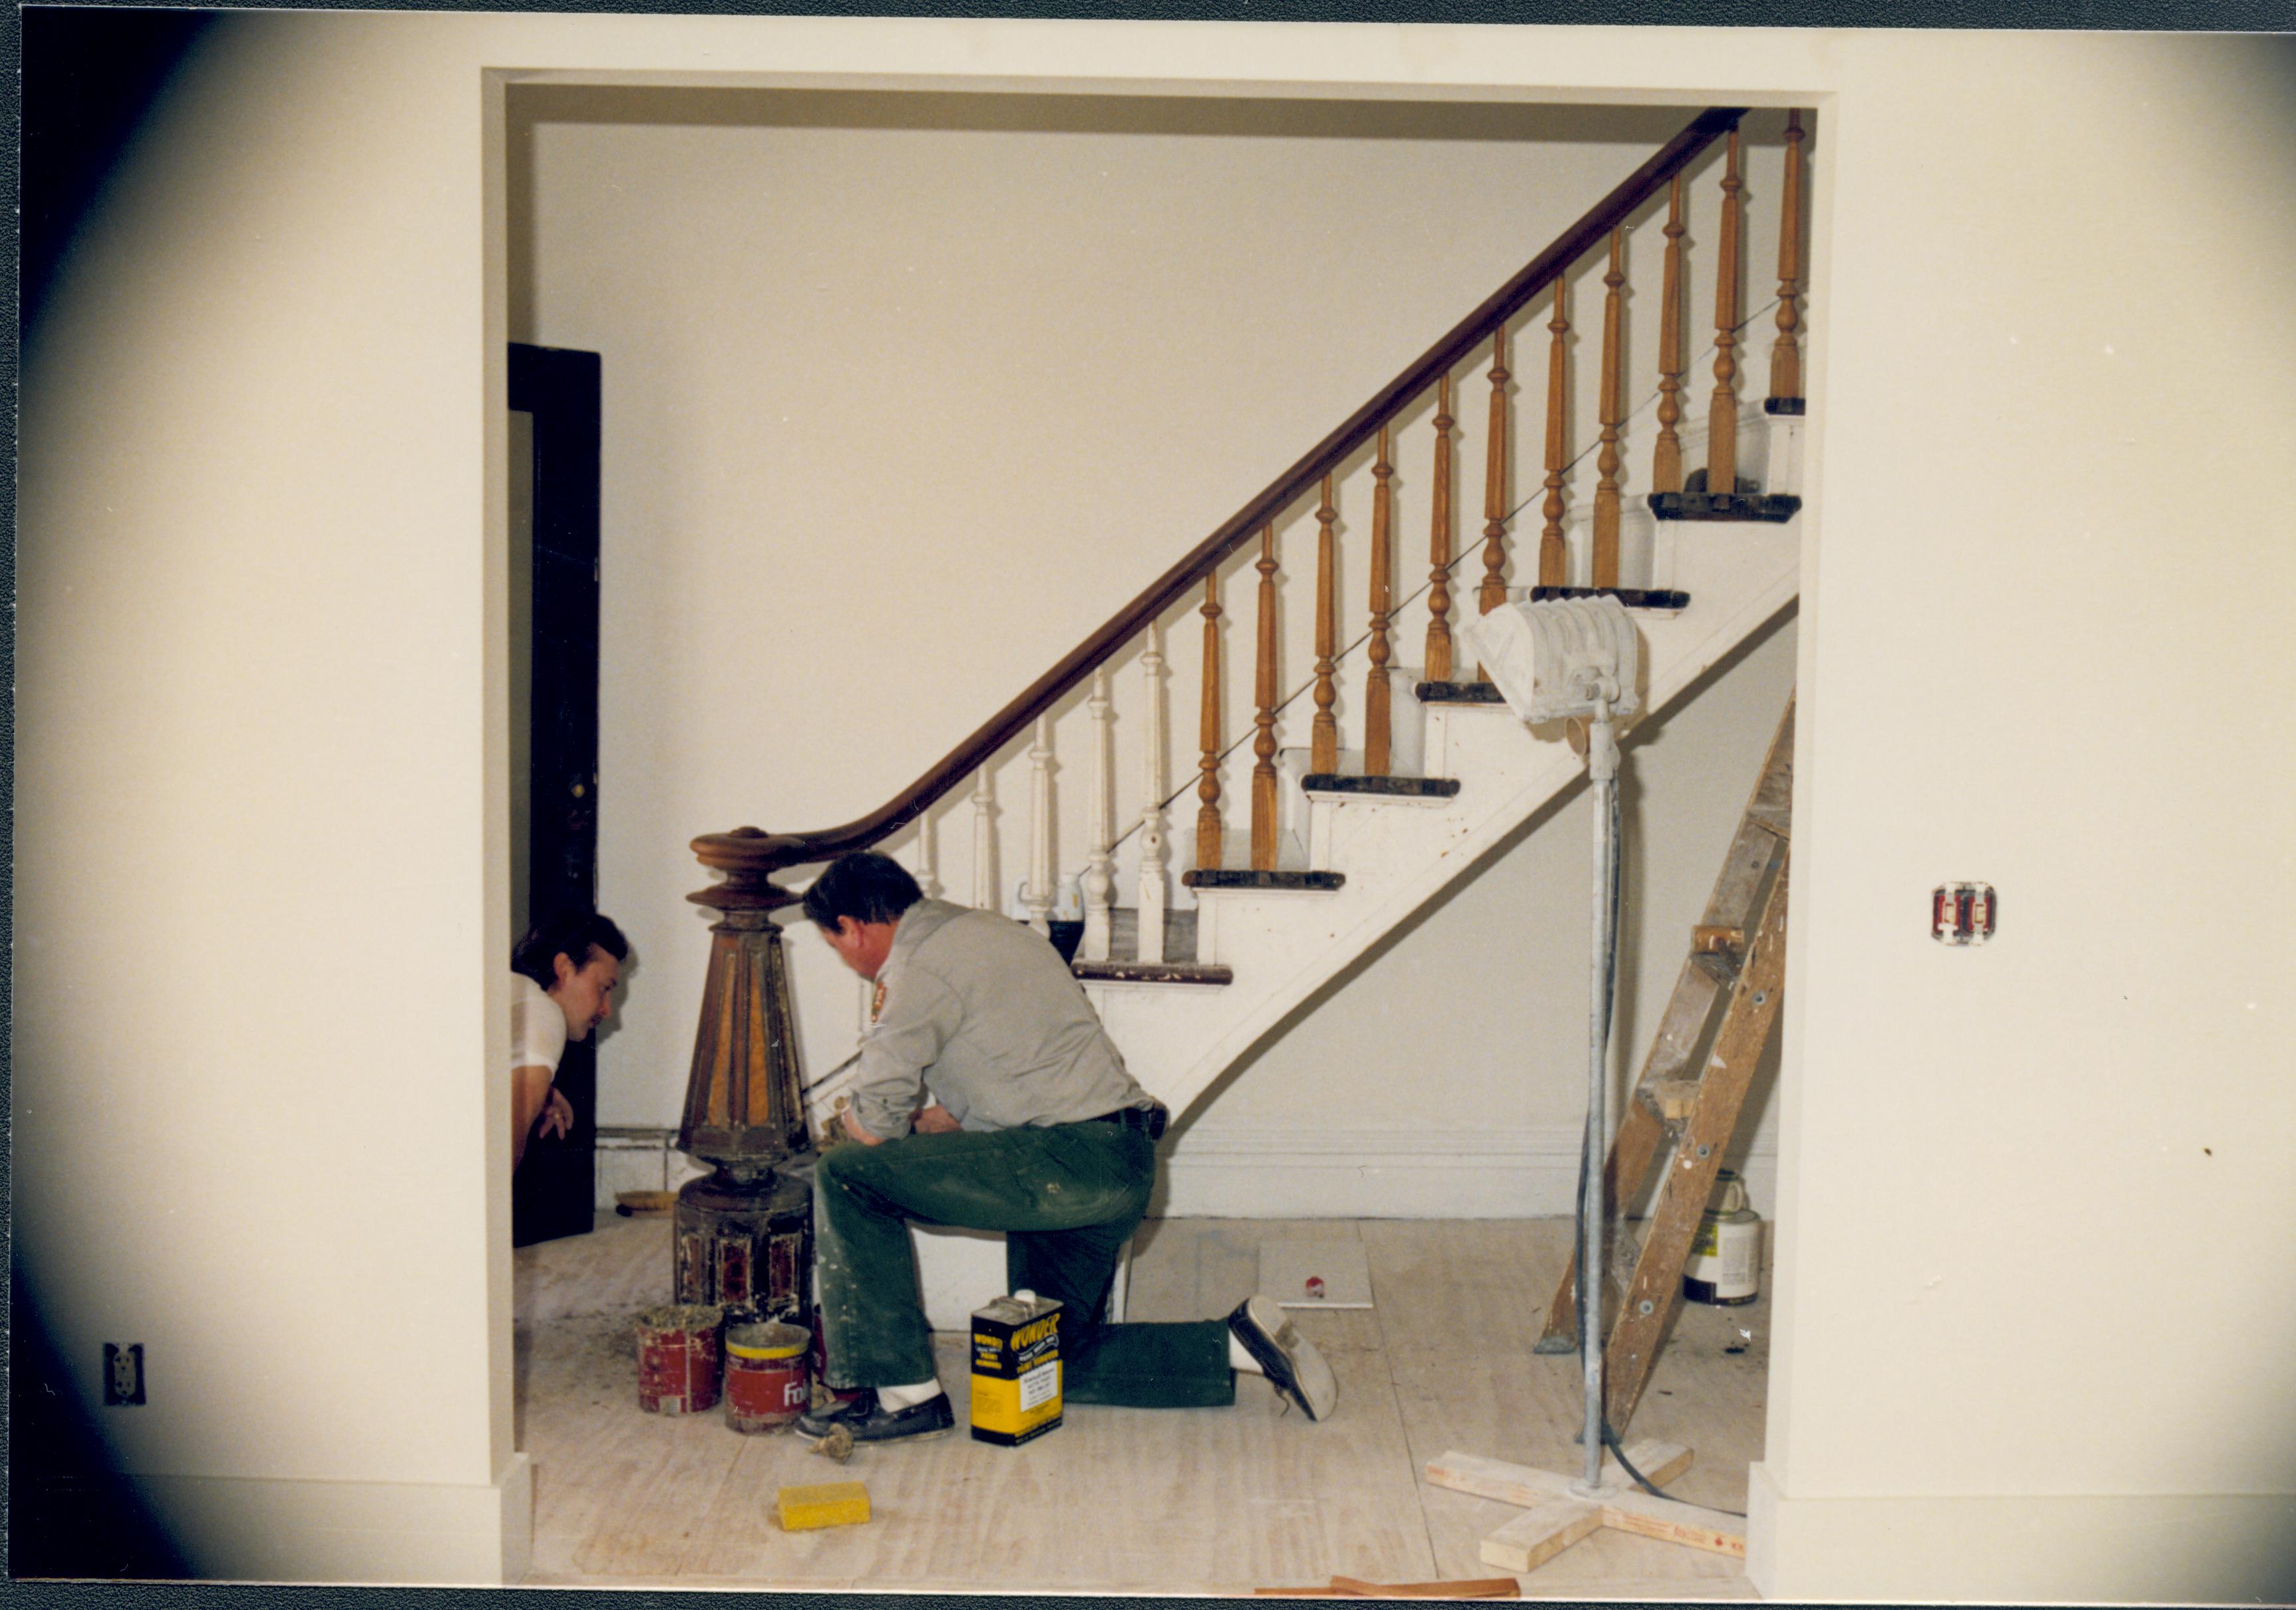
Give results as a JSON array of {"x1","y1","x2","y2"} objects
[
  {"x1": 17, "y1": 13, "x2": 2295, "y2": 1596},
  {"x1": 1749, "y1": 30, "x2": 2296, "y2": 1601}
]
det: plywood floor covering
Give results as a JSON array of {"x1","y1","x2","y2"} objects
[{"x1": 515, "y1": 1212, "x2": 1768, "y2": 1597}]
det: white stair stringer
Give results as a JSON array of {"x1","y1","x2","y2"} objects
[{"x1": 1084, "y1": 522, "x2": 1801, "y2": 1123}]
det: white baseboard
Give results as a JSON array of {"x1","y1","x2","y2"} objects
[
  {"x1": 1748, "y1": 1462, "x2": 2296, "y2": 1603},
  {"x1": 594, "y1": 1123, "x2": 1779, "y2": 1222},
  {"x1": 132, "y1": 1454, "x2": 532, "y2": 1584},
  {"x1": 1159, "y1": 1123, "x2": 1778, "y2": 1219}
]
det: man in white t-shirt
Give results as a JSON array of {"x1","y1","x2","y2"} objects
[{"x1": 509, "y1": 911, "x2": 629, "y2": 1171}]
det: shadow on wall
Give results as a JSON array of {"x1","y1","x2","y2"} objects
[
  {"x1": 501, "y1": 85, "x2": 1704, "y2": 349},
  {"x1": 9, "y1": 1264, "x2": 191, "y2": 1580},
  {"x1": 21, "y1": 7, "x2": 221, "y2": 350}
]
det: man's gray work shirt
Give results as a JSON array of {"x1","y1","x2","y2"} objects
[{"x1": 846, "y1": 897, "x2": 1151, "y2": 1140}]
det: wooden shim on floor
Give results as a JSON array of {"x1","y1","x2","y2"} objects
[{"x1": 1480, "y1": 1498, "x2": 1603, "y2": 1573}]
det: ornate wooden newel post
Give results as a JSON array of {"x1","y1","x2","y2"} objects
[{"x1": 673, "y1": 826, "x2": 817, "y2": 1330}]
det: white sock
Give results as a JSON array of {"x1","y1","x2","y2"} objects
[
  {"x1": 877, "y1": 1378, "x2": 944, "y2": 1410},
  {"x1": 1228, "y1": 1334, "x2": 1265, "y2": 1375}
]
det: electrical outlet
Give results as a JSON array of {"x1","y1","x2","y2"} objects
[{"x1": 103, "y1": 1343, "x2": 146, "y2": 1406}]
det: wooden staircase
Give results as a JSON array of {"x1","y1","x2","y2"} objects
[{"x1": 688, "y1": 105, "x2": 1816, "y2": 1326}]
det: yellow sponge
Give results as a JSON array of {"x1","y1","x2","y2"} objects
[{"x1": 777, "y1": 1480, "x2": 870, "y2": 1531}]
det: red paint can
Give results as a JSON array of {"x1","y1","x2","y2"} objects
[
  {"x1": 635, "y1": 1303, "x2": 723, "y2": 1415},
  {"x1": 723, "y1": 1320, "x2": 812, "y2": 1433}
]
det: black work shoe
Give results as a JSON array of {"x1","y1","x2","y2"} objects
[
  {"x1": 1227, "y1": 1295, "x2": 1338, "y2": 1422},
  {"x1": 794, "y1": 1387, "x2": 956, "y2": 1445}
]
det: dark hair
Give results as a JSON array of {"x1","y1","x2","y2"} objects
[
  {"x1": 512, "y1": 910, "x2": 629, "y2": 988},
  {"x1": 802, "y1": 852, "x2": 923, "y2": 931}
]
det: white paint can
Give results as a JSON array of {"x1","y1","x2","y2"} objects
[{"x1": 1683, "y1": 1169, "x2": 1761, "y2": 1306}]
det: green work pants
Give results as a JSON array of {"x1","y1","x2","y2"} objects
[{"x1": 813, "y1": 1119, "x2": 1233, "y2": 1409}]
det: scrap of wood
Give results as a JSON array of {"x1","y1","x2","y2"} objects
[{"x1": 1328, "y1": 1574, "x2": 1521, "y2": 1597}]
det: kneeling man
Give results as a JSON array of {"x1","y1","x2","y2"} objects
[{"x1": 794, "y1": 851, "x2": 1335, "y2": 1445}]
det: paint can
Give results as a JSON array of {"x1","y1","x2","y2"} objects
[
  {"x1": 723, "y1": 1319, "x2": 812, "y2": 1433},
  {"x1": 1683, "y1": 1170, "x2": 1761, "y2": 1306},
  {"x1": 969, "y1": 1288, "x2": 1063, "y2": 1446},
  {"x1": 635, "y1": 1302, "x2": 723, "y2": 1415}
]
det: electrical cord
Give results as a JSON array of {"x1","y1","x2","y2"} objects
[{"x1": 1571, "y1": 776, "x2": 1748, "y2": 1519}]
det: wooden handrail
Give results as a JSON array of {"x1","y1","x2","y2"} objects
[{"x1": 696, "y1": 105, "x2": 1748, "y2": 885}]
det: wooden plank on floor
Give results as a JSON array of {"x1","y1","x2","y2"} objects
[
  {"x1": 1589, "y1": 1486, "x2": 1746, "y2": 1558},
  {"x1": 1479, "y1": 1497, "x2": 1602, "y2": 1573}
]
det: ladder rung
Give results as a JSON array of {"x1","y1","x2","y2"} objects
[
  {"x1": 1691, "y1": 925, "x2": 1743, "y2": 955},
  {"x1": 1638, "y1": 1078, "x2": 1703, "y2": 1123},
  {"x1": 1691, "y1": 950, "x2": 1742, "y2": 987}
]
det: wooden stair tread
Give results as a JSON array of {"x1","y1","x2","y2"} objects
[
  {"x1": 1181, "y1": 868, "x2": 1345, "y2": 892},
  {"x1": 1300, "y1": 773, "x2": 1461, "y2": 800},
  {"x1": 1527, "y1": 585, "x2": 1691, "y2": 611},
  {"x1": 1413, "y1": 679, "x2": 1508, "y2": 705},
  {"x1": 1070, "y1": 960, "x2": 1233, "y2": 986}
]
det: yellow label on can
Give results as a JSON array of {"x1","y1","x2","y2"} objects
[{"x1": 970, "y1": 1296, "x2": 1063, "y2": 1446}]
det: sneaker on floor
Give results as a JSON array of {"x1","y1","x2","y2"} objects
[
  {"x1": 1227, "y1": 1295, "x2": 1337, "y2": 1422},
  {"x1": 794, "y1": 1387, "x2": 956, "y2": 1445}
]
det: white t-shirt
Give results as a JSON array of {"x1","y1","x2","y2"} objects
[{"x1": 511, "y1": 972, "x2": 568, "y2": 1078}]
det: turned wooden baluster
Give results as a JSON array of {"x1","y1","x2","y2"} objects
[
  {"x1": 1477, "y1": 327, "x2": 1512, "y2": 652},
  {"x1": 1423, "y1": 377, "x2": 1455, "y2": 683},
  {"x1": 1592, "y1": 228, "x2": 1626, "y2": 590},
  {"x1": 1538, "y1": 277, "x2": 1570, "y2": 588},
  {"x1": 1364, "y1": 425, "x2": 1394, "y2": 777},
  {"x1": 1196, "y1": 571, "x2": 1224, "y2": 872},
  {"x1": 1025, "y1": 715, "x2": 1054, "y2": 934},
  {"x1": 970, "y1": 766, "x2": 996, "y2": 911},
  {"x1": 1310, "y1": 476, "x2": 1340, "y2": 775},
  {"x1": 1653, "y1": 174, "x2": 1688, "y2": 497},
  {"x1": 1769, "y1": 110, "x2": 1806, "y2": 407},
  {"x1": 911, "y1": 803, "x2": 941, "y2": 901},
  {"x1": 1080, "y1": 666, "x2": 1115, "y2": 962},
  {"x1": 1251, "y1": 525, "x2": 1280, "y2": 872},
  {"x1": 1708, "y1": 128, "x2": 1744, "y2": 498},
  {"x1": 1137, "y1": 619, "x2": 1170, "y2": 964}
]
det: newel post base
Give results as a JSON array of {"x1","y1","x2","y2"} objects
[{"x1": 672, "y1": 827, "x2": 817, "y2": 1331}]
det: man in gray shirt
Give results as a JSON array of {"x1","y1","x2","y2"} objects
[{"x1": 793, "y1": 851, "x2": 1335, "y2": 1445}]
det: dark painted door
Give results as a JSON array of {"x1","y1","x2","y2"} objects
[{"x1": 509, "y1": 342, "x2": 603, "y2": 1248}]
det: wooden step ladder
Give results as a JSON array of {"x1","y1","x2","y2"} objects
[
  {"x1": 1530, "y1": 695, "x2": 1794, "y2": 1436},
  {"x1": 1421, "y1": 698, "x2": 1793, "y2": 1576}
]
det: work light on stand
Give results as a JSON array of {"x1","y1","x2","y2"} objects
[{"x1": 1459, "y1": 594, "x2": 1642, "y2": 1497}]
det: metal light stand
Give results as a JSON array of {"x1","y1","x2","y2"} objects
[{"x1": 1432, "y1": 597, "x2": 1746, "y2": 1575}]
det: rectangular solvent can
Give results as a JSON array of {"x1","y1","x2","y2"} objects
[{"x1": 970, "y1": 1291, "x2": 1063, "y2": 1446}]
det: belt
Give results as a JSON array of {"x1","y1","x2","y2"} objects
[{"x1": 1088, "y1": 1104, "x2": 1169, "y2": 1140}]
